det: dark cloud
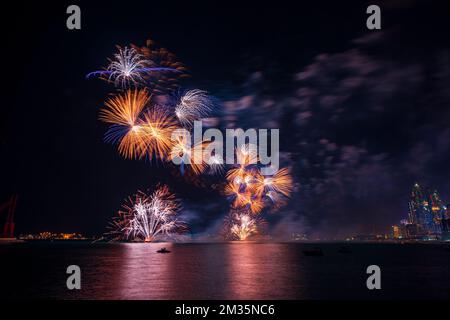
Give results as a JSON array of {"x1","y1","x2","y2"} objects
[{"x1": 218, "y1": 30, "x2": 450, "y2": 237}]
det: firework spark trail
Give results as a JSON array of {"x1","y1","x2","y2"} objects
[
  {"x1": 224, "y1": 144, "x2": 293, "y2": 216},
  {"x1": 140, "y1": 107, "x2": 179, "y2": 160},
  {"x1": 88, "y1": 39, "x2": 294, "y2": 241},
  {"x1": 170, "y1": 135, "x2": 209, "y2": 175},
  {"x1": 207, "y1": 154, "x2": 225, "y2": 175},
  {"x1": 226, "y1": 211, "x2": 262, "y2": 240},
  {"x1": 99, "y1": 89, "x2": 149, "y2": 126},
  {"x1": 99, "y1": 89, "x2": 150, "y2": 159},
  {"x1": 226, "y1": 166, "x2": 247, "y2": 183},
  {"x1": 132, "y1": 39, "x2": 188, "y2": 94},
  {"x1": 255, "y1": 167, "x2": 293, "y2": 198},
  {"x1": 99, "y1": 90, "x2": 180, "y2": 160},
  {"x1": 237, "y1": 143, "x2": 259, "y2": 166},
  {"x1": 109, "y1": 186, "x2": 186, "y2": 242},
  {"x1": 86, "y1": 46, "x2": 180, "y2": 88},
  {"x1": 225, "y1": 181, "x2": 264, "y2": 214},
  {"x1": 226, "y1": 144, "x2": 259, "y2": 182},
  {"x1": 234, "y1": 192, "x2": 264, "y2": 214},
  {"x1": 175, "y1": 90, "x2": 214, "y2": 127},
  {"x1": 86, "y1": 67, "x2": 179, "y2": 80}
]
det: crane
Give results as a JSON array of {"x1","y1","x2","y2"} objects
[{"x1": 0, "y1": 195, "x2": 18, "y2": 238}]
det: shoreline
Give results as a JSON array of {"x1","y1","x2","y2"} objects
[{"x1": 7, "y1": 239, "x2": 450, "y2": 245}]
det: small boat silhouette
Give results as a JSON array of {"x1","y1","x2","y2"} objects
[
  {"x1": 302, "y1": 247, "x2": 324, "y2": 256},
  {"x1": 157, "y1": 247, "x2": 171, "y2": 253}
]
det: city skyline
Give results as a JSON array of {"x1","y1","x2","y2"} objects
[
  {"x1": 5, "y1": 182, "x2": 449, "y2": 241},
  {"x1": 392, "y1": 182, "x2": 450, "y2": 241}
]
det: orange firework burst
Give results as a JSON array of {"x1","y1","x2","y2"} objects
[
  {"x1": 99, "y1": 90, "x2": 180, "y2": 160},
  {"x1": 225, "y1": 165, "x2": 293, "y2": 215},
  {"x1": 236, "y1": 143, "x2": 258, "y2": 166},
  {"x1": 226, "y1": 169, "x2": 259, "y2": 191},
  {"x1": 225, "y1": 181, "x2": 264, "y2": 214},
  {"x1": 226, "y1": 166, "x2": 247, "y2": 183},
  {"x1": 226, "y1": 143, "x2": 259, "y2": 182},
  {"x1": 256, "y1": 168, "x2": 293, "y2": 197},
  {"x1": 131, "y1": 39, "x2": 188, "y2": 94},
  {"x1": 140, "y1": 108, "x2": 179, "y2": 160},
  {"x1": 100, "y1": 89, "x2": 150, "y2": 159},
  {"x1": 242, "y1": 170, "x2": 263, "y2": 193},
  {"x1": 99, "y1": 89, "x2": 149, "y2": 126},
  {"x1": 116, "y1": 126, "x2": 149, "y2": 160},
  {"x1": 224, "y1": 180, "x2": 241, "y2": 197},
  {"x1": 170, "y1": 135, "x2": 209, "y2": 175},
  {"x1": 239, "y1": 193, "x2": 264, "y2": 214}
]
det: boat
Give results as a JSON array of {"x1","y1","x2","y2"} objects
[
  {"x1": 302, "y1": 247, "x2": 324, "y2": 256},
  {"x1": 157, "y1": 247, "x2": 171, "y2": 253},
  {"x1": 338, "y1": 246, "x2": 352, "y2": 254}
]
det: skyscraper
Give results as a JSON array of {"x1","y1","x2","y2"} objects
[
  {"x1": 407, "y1": 183, "x2": 447, "y2": 234},
  {"x1": 442, "y1": 205, "x2": 450, "y2": 241}
]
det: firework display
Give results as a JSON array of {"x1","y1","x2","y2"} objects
[
  {"x1": 100, "y1": 89, "x2": 152, "y2": 159},
  {"x1": 87, "y1": 46, "x2": 182, "y2": 89},
  {"x1": 88, "y1": 39, "x2": 293, "y2": 242},
  {"x1": 207, "y1": 154, "x2": 225, "y2": 175},
  {"x1": 170, "y1": 135, "x2": 211, "y2": 175},
  {"x1": 175, "y1": 89, "x2": 214, "y2": 127},
  {"x1": 224, "y1": 210, "x2": 264, "y2": 241},
  {"x1": 92, "y1": 42, "x2": 214, "y2": 171},
  {"x1": 222, "y1": 144, "x2": 293, "y2": 240},
  {"x1": 255, "y1": 168, "x2": 294, "y2": 198},
  {"x1": 131, "y1": 39, "x2": 188, "y2": 94},
  {"x1": 109, "y1": 186, "x2": 186, "y2": 242}
]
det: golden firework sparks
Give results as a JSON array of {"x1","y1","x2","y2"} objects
[
  {"x1": 100, "y1": 89, "x2": 150, "y2": 159},
  {"x1": 226, "y1": 211, "x2": 261, "y2": 241},
  {"x1": 99, "y1": 89, "x2": 149, "y2": 127},
  {"x1": 140, "y1": 108, "x2": 179, "y2": 160},
  {"x1": 170, "y1": 135, "x2": 209, "y2": 175},
  {"x1": 257, "y1": 167, "x2": 293, "y2": 197}
]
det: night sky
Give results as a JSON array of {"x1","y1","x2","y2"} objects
[{"x1": 1, "y1": 1, "x2": 449, "y2": 238}]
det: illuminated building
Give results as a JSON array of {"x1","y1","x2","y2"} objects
[
  {"x1": 19, "y1": 232, "x2": 87, "y2": 240},
  {"x1": 407, "y1": 183, "x2": 447, "y2": 234},
  {"x1": 404, "y1": 223, "x2": 421, "y2": 238},
  {"x1": 392, "y1": 225, "x2": 400, "y2": 239},
  {"x1": 442, "y1": 219, "x2": 450, "y2": 232},
  {"x1": 442, "y1": 205, "x2": 450, "y2": 240}
]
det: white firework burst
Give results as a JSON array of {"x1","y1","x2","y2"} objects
[
  {"x1": 175, "y1": 89, "x2": 213, "y2": 127},
  {"x1": 107, "y1": 47, "x2": 148, "y2": 88},
  {"x1": 110, "y1": 186, "x2": 186, "y2": 242},
  {"x1": 207, "y1": 154, "x2": 225, "y2": 175}
]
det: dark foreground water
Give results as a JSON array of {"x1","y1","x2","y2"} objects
[{"x1": 1, "y1": 242, "x2": 450, "y2": 299}]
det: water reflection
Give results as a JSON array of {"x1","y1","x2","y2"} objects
[
  {"x1": 167, "y1": 243, "x2": 228, "y2": 299},
  {"x1": 3, "y1": 242, "x2": 450, "y2": 299},
  {"x1": 224, "y1": 242, "x2": 302, "y2": 299},
  {"x1": 119, "y1": 242, "x2": 173, "y2": 299},
  {"x1": 114, "y1": 242, "x2": 302, "y2": 299},
  {"x1": 118, "y1": 242, "x2": 230, "y2": 299}
]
